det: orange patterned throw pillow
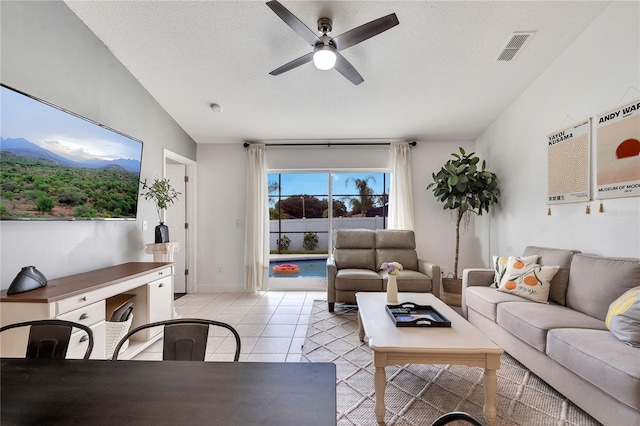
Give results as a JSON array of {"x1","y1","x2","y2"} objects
[
  {"x1": 497, "y1": 257, "x2": 559, "y2": 303},
  {"x1": 491, "y1": 255, "x2": 539, "y2": 288}
]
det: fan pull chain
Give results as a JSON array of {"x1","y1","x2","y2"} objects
[
  {"x1": 585, "y1": 204, "x2": 591, "y2": 214},
  {"x1": 599, "y1": 202, "x2": 604, "y2": 213},
  {"x1": 547, "y1": 206, "x2": 552, "y2": 216}
]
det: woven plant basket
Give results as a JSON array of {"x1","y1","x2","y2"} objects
[
  {"x1": 441, "y1": 278, "x2": 462, "y2": 306},
  {"x1": 105, "y1": 314, "x2": 133, "y2": 358}
]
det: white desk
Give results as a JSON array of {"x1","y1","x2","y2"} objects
[
  {"x1": 1, "y1": 263, "x2": 174, "y2": 360},
  {"x1": 356, "y1": 292, "x2": 503, "y2": 425}
]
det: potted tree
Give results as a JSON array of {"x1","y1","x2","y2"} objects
[
  {"x1": 140, "y1": 177, "x2": 181, "y2": 243},
  {"x1": 426, "y1": 147, "x2": 500, "y2": 305}
]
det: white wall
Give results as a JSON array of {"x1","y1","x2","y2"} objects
[
  {"x1": 412, "y1": 141, "x2": 477, "y2": 278},
  {"x1": 197, "y1": 142, "x2": 475, "y2": 291},
  {"x1": 0, "y1": 1, "x2": 197, "y2": 288},
  {"x1": 196, "y1": 144, "x2": 246, "y2": 292},
  {"x1": 474, "y1": 1, "x2": 640, "y2": 265}
]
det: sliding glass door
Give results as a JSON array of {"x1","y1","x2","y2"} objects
[{"x1": 268, "y1": 171, "x2": 389, "y2": 255}]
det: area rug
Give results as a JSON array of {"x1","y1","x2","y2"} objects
[{"x1": 301, "y1": 301, "x2": 602, "y2": 426}]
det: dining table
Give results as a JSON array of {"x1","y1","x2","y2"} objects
[{"x1": 1, "y1": 358, "x2": 337, "y2": 425}]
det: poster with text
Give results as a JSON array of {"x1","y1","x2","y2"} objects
[
  {"x1": 596, "y1": 99, "x2": 640, "y2": 199},
  {"x1": 547, "y1": 119, "x2": 590, "y2": 204}
]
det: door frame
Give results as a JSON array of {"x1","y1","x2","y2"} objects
[{"x1": 163, "y1": 149, "x2": 197, "y2": 293}]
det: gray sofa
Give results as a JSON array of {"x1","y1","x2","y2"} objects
[
  {"x1": 326, "y1": 229, "x2": 441, "y2": 312},
  {"x1": 462, "y1": 246, "x2": 640, "y2": 425}
]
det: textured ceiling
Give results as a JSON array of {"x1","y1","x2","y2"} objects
[{"x1": 64, "y1": 1, "x2": 609, "y2": 144}]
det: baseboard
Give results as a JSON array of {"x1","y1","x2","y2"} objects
[
  {"x1": 194, "y1": 279, "x2": 327, "y2": 293},
  {"x1": 195, "y1": 283, "x2": 245, "y2": 293},
  {"x1": 267, "y1": 277, "x2": 327, "y2": 291}
]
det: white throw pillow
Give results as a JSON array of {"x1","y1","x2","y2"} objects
[
  {"x1": 491, "y1": 255, "x2": 539, "y2": 288},
  {"x1": 497, "y1": 257, "x2": 559, "y2": 303}
]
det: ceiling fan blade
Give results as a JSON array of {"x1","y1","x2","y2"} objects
[
  {"x1": 266, "y1": 0, "x2": 321, "y2": 46},
  {"x1": 331, "y1": 13, "x2": 399, "y2": 51},
  {"x1": 269, "y1": 52, "x2": 314, "y2": 76},
  {"x1": 334, "y1": 52, "x2": 364, "y2": 85}
]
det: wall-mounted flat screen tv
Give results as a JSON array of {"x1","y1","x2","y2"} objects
[{"x1": 0, "y1": 84, "x2": 143, "y2": 220}]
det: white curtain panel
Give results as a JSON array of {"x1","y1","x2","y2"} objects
[
  {"x1": 388, "y1": 142, "x2": 415, "y2": 230},
  {"x1": 243, "y1": 144, "x2": 269, "y2": 291}
]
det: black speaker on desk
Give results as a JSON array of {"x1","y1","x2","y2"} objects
[{"x1": 7, "y1": 266, "x2": 47, "y2": 295}]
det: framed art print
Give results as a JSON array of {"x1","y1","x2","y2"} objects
[
  {"x1": 547, "y1": 119, "x2": 590, "y2": 204},
  {"x1": 596, "y1": 99, "x2": 640, "y2": 199}
]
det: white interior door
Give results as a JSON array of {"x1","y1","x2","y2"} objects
[{"x1": 165, "y1": 163, "x2": 187, "y2": 293}]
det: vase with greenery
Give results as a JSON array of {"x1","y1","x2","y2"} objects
[
  {"x1": 140, "y1": 177, "x2": 181, "y2": 243},
  {"x1": 426, "y1": 148, "x2": 500, "y2": 303}
]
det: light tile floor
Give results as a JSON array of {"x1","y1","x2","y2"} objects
[{"x1": 134, "y1": 291, "x2": 326, "y2": 362}]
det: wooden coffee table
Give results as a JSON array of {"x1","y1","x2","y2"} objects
[{"x1": 356, "y1": 292, "x2": 503, "y2": 425}]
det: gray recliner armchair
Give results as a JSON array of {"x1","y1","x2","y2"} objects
[{"x1": 326, "y1": 229, "x2": 441, "y2": 312}]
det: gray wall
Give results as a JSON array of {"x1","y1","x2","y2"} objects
[{"x1": 0, "y1": 1, "x2": 197, "y2": 288}]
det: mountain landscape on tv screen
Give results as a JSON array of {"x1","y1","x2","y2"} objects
[
  {"x1": 1, "y1": 138, "x2": 141, "y2": 173},
  {"x1": 0, "y1": 137, "x2": 142, "y2": 220}
]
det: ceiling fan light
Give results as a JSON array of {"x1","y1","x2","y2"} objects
[{"x1": 313, "y1": 47, "x2": 336, "y2": 70}]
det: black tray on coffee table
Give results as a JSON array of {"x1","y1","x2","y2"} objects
[{"x1": 385, "y1": 302, "x2": 451, "y2": 327}]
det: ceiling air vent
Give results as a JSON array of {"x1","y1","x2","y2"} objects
[{"x1": 495, "y1": 31, "x2": 535, "y2": 61}]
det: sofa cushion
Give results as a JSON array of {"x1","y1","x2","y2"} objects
[
  {"x1": 334, "y1": 229, "x2": 375, "y2": 249},
  {"x1": 606, "y1": 286, "x2": 640, "y2": 347},
  {"x1": 335, "y1": 269, "x2": 382, "y2": 291},
  {"x1": 375, "y1": 230, "x2": 419, "y2": 270},
  {"x1": 522, "y1": 246, "x2": 580, "y2": 306},
  {"x1": 380, "y1": 269, "x2": 432, "y2": 293},
  {"x1": 375, "y1": 229, "x2": 416, "y2": 249},
  {"x1": 547, "y1": 328, "x2": 640, "y2": 411},
  {"x1": 496, "y1": 302, "x2": 607, "y2": 351},
  {"x1": 566, "y1": 254, "x2": 640, "y2": 321},
  {"x1": 497, "y1": 257, "x2": 559, "y2": 303},
  {"x1": 465, "y1": 286, "x2": 532, "y2": 321},
  {"x1": 376, "y1": 249, "x2": 419, "y2": 271},
  {"x1": 334, "y1": 249, "x2": 375, "y2": 270}
]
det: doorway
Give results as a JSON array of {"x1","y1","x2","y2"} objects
[{"x1": 163, "y1": 149, "x2": 197, "y2": 294}]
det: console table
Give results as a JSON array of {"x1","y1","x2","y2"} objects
[{"x1": 0, "y1": 262, "x2": 174, "y2": 360}]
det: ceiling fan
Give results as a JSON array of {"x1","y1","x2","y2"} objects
[{"x1": 266, "y1": 0, "x2": 399, "y2": 85}]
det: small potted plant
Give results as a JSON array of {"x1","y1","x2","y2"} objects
[
  {"x1": 276, "y1": 235, "x2": 291, "y2": 252},
  {"x1": 140, "y1": 177, "x2": 181, "y2": 243},
  {"x1": 426, "y1": 147, "x2": 500, "y2": 305},
  {"x1": 303, "y1": 232, "x2": 319, "y2": 251}
]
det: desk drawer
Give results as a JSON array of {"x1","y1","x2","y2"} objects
[
  {"x1": 148, "y1": 277, "x2": 172, "y2": 323},
  {"x1": 147, "y1": 277, "x2": 173, "y2": 338},
  {"x1": 57, "y1": 300, "x2": 105, "y2": 327},
  {"x1": 67, "y1": 320, "x2": 106, "y2": 360}
]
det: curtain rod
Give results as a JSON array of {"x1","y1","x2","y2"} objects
[{"x1": 243, "y1": 141, "x2": 416, "y2": 148}]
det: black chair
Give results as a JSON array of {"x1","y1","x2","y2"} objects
[
  {"x1": 111, "y1": 318, "x2": 241, "y2": 361},
  {"x1": 431, "y1": 411, "x2": 486, "y2": 426},
  {"x1": 0, "y1": 319, "x2": 94, "y2": 360}
]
